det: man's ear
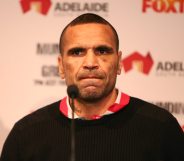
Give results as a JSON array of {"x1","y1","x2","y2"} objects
[
  {"x1": 58, "y1": 55, "x2": 65, "y2": 79},
  {"x1": 117, "y1": 51, "x2": 122, "y2": 75}
]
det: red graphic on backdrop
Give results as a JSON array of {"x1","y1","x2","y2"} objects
[
  {"x1": 20, "y1": 0, "x2": 52, "y2": 15},
  {"x1": 142, "y1": 0, "x2": 184, "y2": 13},
  {"x1": 121, "y1": 52, "x2": 154, "y2": 74}
]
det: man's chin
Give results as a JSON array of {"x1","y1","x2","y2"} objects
[
  {"x1": 83, "y1": 85, "x2": 99, "y2": 91},
  {"x1": 79, "y1": 89, "x2": 104, "y2": 103},
  {"x1": 78, "y1": 95, "x2": 102, "y2": 103}
]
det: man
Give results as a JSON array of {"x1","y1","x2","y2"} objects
[{"x1": 1, "y1": 13, "x2": 183, "y2": 161}]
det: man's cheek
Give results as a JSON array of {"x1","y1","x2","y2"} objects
[
  {"x1": 65, "y1": 70, "x2": 75, "y2": 84},
  {"x1": 106, "y1": 63, "x2": 117, "y2": 72},
  {"x1": 108, "y1": 65, "x2": 118, "y2": 77}
]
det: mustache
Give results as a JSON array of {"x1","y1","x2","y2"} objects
[{"x1": 77, "y1": 70, "x2": 105, "y2": 80}]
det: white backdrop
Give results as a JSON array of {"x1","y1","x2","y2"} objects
[{"x1": 1, "y1": 0, "x2": 184, "y2": 153}]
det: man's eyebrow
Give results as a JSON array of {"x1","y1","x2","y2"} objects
[
  {"x1": 95, "y1": 45, "x2": 114, "y2": 51},
  {"x1": 67, "y1": 45, "x2": 114, "y2": 54},
  {"x1": 67, "y1": 47, "x2": 85, "y2": 53}
]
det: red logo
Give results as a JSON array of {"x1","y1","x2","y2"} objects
[
  {"x1": 142, "y1": 0, "x2": 184, "y2": 13},
  {"x1": 121, "y1": 52, "x2": 154, "y2": 74},
  {"x1": 20, "y1": 0, "x2": 52, "y2": 15}
]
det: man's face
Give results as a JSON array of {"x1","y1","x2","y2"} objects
[{"x1": 58, "y1": 23, "x2": 122, "y2": 102}]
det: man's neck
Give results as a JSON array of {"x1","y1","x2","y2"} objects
[{"x1": 73, "y1": 89, "x2": 118, "y2": 120}]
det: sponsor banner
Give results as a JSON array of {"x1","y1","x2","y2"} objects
[
  {"x1": 156, "y1": 61, "x2": 184, "y2": 77},
  {"x1": 121, "y1": 51, "x2": 154, "y2": 75},
  {"x1": 36, "y1": 43, "x2": 59, "y2": 55},
  {"x1": 142, "y1": 0, "x2": 184, "y2": 13},
  {"x1": 34, "y1": 64, "x2": 65, "y2": 86},
  {"x1": 0, "y1": 0, "x2": 184, "y2": 154},
  {"x1": 20, "y1": 0, "x2": 109, "y2": 17},
  {"x1": 20, "y1": 0, "x2": 52, "y2": 15}
]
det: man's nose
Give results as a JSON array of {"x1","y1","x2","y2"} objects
[{"x1": 83, "y1": 49, "x2": 99, "y2": 70}]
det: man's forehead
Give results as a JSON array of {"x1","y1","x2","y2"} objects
[
  {"x1": 62, "y1": 23, "x2": 115, "y2": 45},
  {"x1": 64, "y1": 23, "x2": 113, "y2": 34},
  {"x1": 63, "y1": 24, "x2": 115, "y2": 49},
  {"x1": 60, "y1": 22, "x2": 118, "y2": 54}
]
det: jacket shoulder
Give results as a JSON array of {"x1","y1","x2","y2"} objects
[
  {"x1": 14, "y1": 100, "x2": 61, "y2": 130},
  {"x1": 130, "y1": 97, "x2": 177, "y2": 123}
]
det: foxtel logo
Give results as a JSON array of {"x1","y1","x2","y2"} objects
[
  {"x1": 20, "y1": 0, "x2": 52, "y2": 15},
  {"x1": 121, "y1": 52, "x2": 154, "y2": 74},
  {"x1": 142, "y1": 0, "x2": 184, "y2": 13}
]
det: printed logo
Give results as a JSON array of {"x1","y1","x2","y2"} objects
[
  {"x1": 20, "y1": 0, "x2": 52, "y2": 15},
  {"x1": 54, "y1": 2, "x2": 109, "y2": 16},
  {"x1": 34, "y1": 65, "x2": 65, "y2": 86},
  {"x1": 156, "y1": 61, "x2": 184, "y2": 77},
  {"x1": 36, "y1": 43, "x2": 59, "y2": 55},
  {"x1": 121, "y1": 52, "x2": 154, "y2": 74},
  {"x1": 142, "y1": 0, "x2": 184, "y2": 13}
]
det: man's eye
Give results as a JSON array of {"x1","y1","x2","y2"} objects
[
  {"x1": 72, "y1": 50, "x2": 81, "y2": 55},
  {"x1": 95, "y1": 47, "x2": 113, "y2": 55},
  {"x1": 69, "y1": 49, "x2": 84, "y2": 56},
  {"x1": 98, "y1": 49, "x2": 107, "y2": 54}
]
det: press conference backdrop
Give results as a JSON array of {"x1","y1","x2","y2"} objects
[{"x1": 0, "y1": 0, "x2": 184, "y2": 153}]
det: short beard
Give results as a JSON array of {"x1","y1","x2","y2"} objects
[{"x1": 78, "y1": 84, "x2": 115, "y2": 103}]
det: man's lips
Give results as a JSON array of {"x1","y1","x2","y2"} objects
[
  {"x1": 78, "y1": 75, "x2": 104, "y2": 80},
  {"x1": 78, "y1": 75, "x2": 104, "y2": 87},
  {"x1": 77, "y1": 71, "x2": 105, "y2": 81},
  {"x1": 80, "y1": 76, "x2": 101, "y2": 79},
  {"x1": 80, "y1": 79, "x2": 102, "y2": 88}
]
